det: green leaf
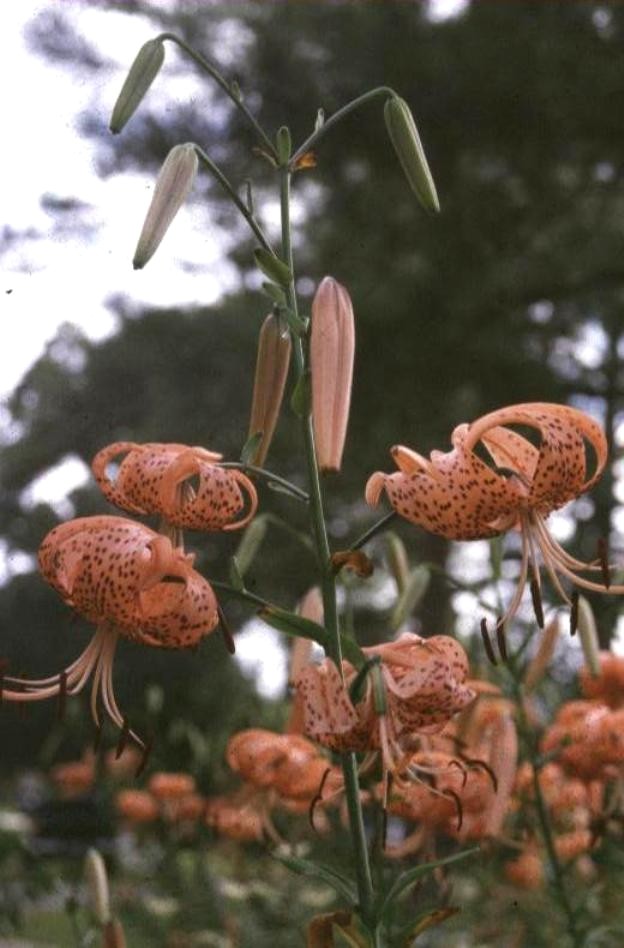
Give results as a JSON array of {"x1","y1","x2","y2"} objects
[
  {"x1": 395, "y1": 907, "x2": 459, "y2": 945},
  {"x1": 390, "y1": 566, "x2": 430, "y2": 630},
  {"x1": 240, "y1": 430, "x2": 264, "y2": 465},
  {"x1": 377, "y1": 847, "x2": 480, "y2": 920},
  {"x1": 259, "y1": 606, "x2": 365, "y2": 668},
  {"x1": 275, "y1": 852, "x2": 357, "y2": 905},
  {"x1": 261, "y1": 281, "x2": 287, "y2": 306},
  {"x1": 228, "y1": 556, "x2": 245, "y2": 592},
  {"x1": 254, "y1": 247, "x2": 293, "y2": 287},
  {"x1": 234, "y1": 515, "x2": 268, "y2": 576}
]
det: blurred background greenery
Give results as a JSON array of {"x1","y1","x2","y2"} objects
[{"x1": 2, "y1": 2, "x2": 624, "y2": 944}]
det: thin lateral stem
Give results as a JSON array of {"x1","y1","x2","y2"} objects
[
  {"x1": 194, "y1": 146, "x2": 272, "y2": 251},
  {"x1": 290, "y1": 85, "x2": 395, "y2": 165},
  {"x1": 220, "y1": 462, "x2": 309, "y2": 502},
  {"x1": 349, "y1": 511, "x2": 398, "y2": 552},
  {"x1": 158, "y1": 33, "x2": 277, "y2": 157}
]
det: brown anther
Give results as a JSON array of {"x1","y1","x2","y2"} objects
[
  {"x1": 495, "y1": 620, "x2": 508, "y2": 663},
  {"x1": 570, "y1": 591, "x2": 579, "y2": 636},
  {"x1": 308, "y1": 766, "x2": 332, "y2": 833},
  {"x1": 135, "y1": 735, "x2": 154, "y2": 779},
  {"x1": 529, "y1": 579, "x2": 545, "y2": 629},
  {"x1": 57, "y1": 670, "x2": 67, "y2": 721},
  {"x1": 217, "y1": 604, "x2": 236, "y2": 655},
  {"x1": 115, "y1": 716, "x2": 130, "y2": 759},
  {"x1": 463, "y1": 756, "x2": 499, "y2": 793},
  {"x1": 448, "y1": 758, "x2": 468, "y2": 789},
  {"x1": 444, "y1": 788, "x2": 463, "y2": 831},
  {"x1": 597, "y1": 538, "x2": 611, "y2": 589},
  {"x1": 480, "y1": 618, "x2": 498, "y2": 666}
]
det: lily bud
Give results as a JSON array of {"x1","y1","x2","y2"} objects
[
  {"x1": 524, "y1": 615, "x2": 560, "y2": 692},
  {"x1": 110, "y1": 39, "x2": 165, "y2": 134},
  {"x1": 576, "y1": 596, "x2": 601, "y2": 677},
  {"x1": 384, "y1": 95, "x2": 440, "y2": 213},
  {"x1": 84, "y1": 848, "x2": 111, "y2": 926},
  {"x1": 384, "y1": 532, "x2": 410, "y2": 593},
  {"x1": 310, "y1": 277, "x2": 355, "y2": 473},
  {"x1": 133, "y1": 143, "x2": 198, "y2": 270},
  {"x1": 248, "y1": 313, "x2": 292, "y2": 466}
]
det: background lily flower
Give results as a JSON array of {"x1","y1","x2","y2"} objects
[
  {"x1": 2, "y1": 515, "x2": 219, "y2": 747},
  {"x1": 92, "y1": 441, "x2": 258, "y2": 532},
  {"x1": 366, "y1": 402, "x2": 621, "y2": 628},
  {"x1": 295, "y1": 633, "x2": 475, "y2": 784}
]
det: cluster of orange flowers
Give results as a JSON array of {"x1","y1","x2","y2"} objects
[{"x1": 2, "y1": 443, "x2": 257, "y2": 748}]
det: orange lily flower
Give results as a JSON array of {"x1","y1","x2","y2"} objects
[
  {"x1": 295, "y1": 633, "x2": 475, "y2": 785},
  {"x1": 366, "y1": 403, "x2": 616, "y2": 628},
  {"x1": 92, "y1": 442, "x2": 258, "y2": 532},
  {"x1": 2, "y1": 515, "x2": 219, "y2": 746}
]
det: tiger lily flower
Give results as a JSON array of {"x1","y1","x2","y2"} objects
[
  {"x1": 2, "y1": 516, "x2": 219, "y2": 747},
  {"x1": 366, "y1": 403, "x2": 619, "y2": 629},
  {"x1": 295, "y1": 633, "x2": 475, "y2": 791},
  {"x1": 92, "y1": 442, "x2": 258, "y2": 532}
]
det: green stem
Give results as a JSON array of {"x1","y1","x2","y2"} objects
[
  {"x1": 510, "y1": 668, "x2": 584, "y2": 946},
  {"x1": 220, "y1": 461, "x2": 309, "y2": 502},
  {"x1": 279, "y1": 164, "x2": 377, "y2": 935},
  {"x1": 159, "y1": 33, "x2": 277, "y2": 158},
  {"x1": 194, "y1": 146, "x2": 272, "y2": 250},
  {"x1": 350, "y1": 512, "x2": 397, "y2": 552},
  {"x1": 290, "y1": 86, "x2": 395, "y2": 166}
]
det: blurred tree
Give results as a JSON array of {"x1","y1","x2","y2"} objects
[{"x1": 3, "y1": 0, "x2": 624, "y2": 764}]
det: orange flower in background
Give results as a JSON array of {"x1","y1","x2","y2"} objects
[
  {"x1": 115, "y1": 789, "x2": 160, "y2": 824},
  {"x1": 50, "y1": 760, "x2": 95, "y2": 799},
  {"x1": 580, "y1": 652, "x2": 624, "y2": 708},
  {"x1": 226, "y1": 729, "x2": 337, "y2": 802},
  {"x1": 366, "y1": 403, "x2": 615, "y2": 628},
  {"x1": 2, "y1": 516, "x2": 219, "y2": 747},
  {"x1": 205, "y1": 795, "x2": 265, "y2": 843},
  {"x1": 296, "y1": 633, "x2": 475, "y2": 783},
  {"x1": 541, "y1": 700, "x2": 624, "y2": 781},
  {"x1": 148, "y1": 771, "x2": 197, "y2": 800},
  {"x1": 92, "y1": 442, "x2": 258, "y2": 532}
]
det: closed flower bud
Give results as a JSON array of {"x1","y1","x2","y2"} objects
[
  {"x1": 248, "y1": 313, "x2": 292, "y2": 465},
  {"x1": 110, "y1": 38, "x2": 165, "y2": 134},
  {"x1": 310, "y1": 277, "x2": 355, "y2": 473},
  {"x1": 84, "y1": 848, "x2": 111, "y2": 926},
  {"x1": 384, "y1": 95, "x2": 440, "y2": 213},
  {"x1": 577, "y1": 596, "x2": 601, "y2": 677},
  {"x1": 133, "y1": 143, "x2": 198, "y2": 270},
  {"x1": 253, "y1": 248, "x2": 293, "y2": 287}
]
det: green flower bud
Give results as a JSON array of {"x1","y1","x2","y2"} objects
[
  {"x1": 248, "y1": 313, "x2": 292, "y2": 466},
  {"x1": 384, "y1": 95, "x2": 440, "y2": 213},
  {"x1": 110, "y1": 39, "x2": 165, "y2": 134},
  {"x1": 276, "y1": 126, "x2": 292, "y2": 164},
  {"x1": 133, "y1": 143, "x2": 198, "y2": 270},
  {"x1": 253, "y1": 248, "x2": 293, "y2": 287}
]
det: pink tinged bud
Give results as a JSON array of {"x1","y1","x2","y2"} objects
[
  {"x1": 248, "y1": 313, "x2": 292, "y2": 466},
  {"x1": 109, "y1": 38, "x2": 165, "y2": 134},
  {"x1": 310, "y1": 277, "x2": 355, "y2": 473},
  {"x1": 102, "y1": 919, "x2": 127, "y2": 948},
  {"x1": 133, "y1": 143, "x2": 198, "y2": 270}
]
